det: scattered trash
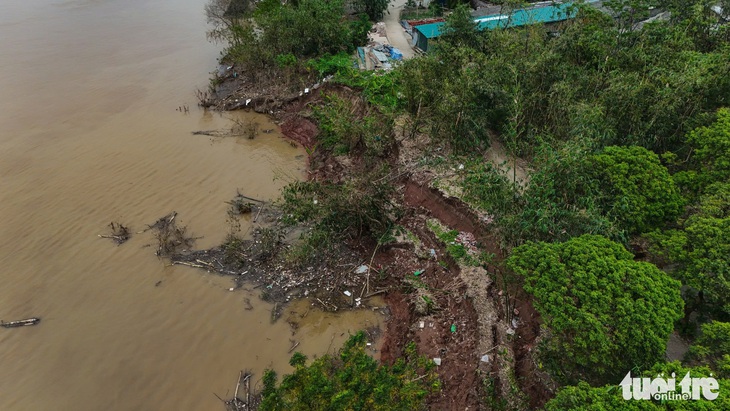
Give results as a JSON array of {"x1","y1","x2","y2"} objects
[
  {"x1": 229, "y1": 287, "x2": 235, "y2": 291},
  {"x1": 419, "y1": 321, "x2": 425, "y2": 329},
  {"x1": 480, "y1": 354, "x2": 490, "y2": 363},
  {"x1": 355, "y1": 265, "x2": 369, "y2": 274},
  {"x1": 458, "y1": 164, "x2": 464, "y2": 170},
  {"x1": 450, "y1": 324, "x2": 457, "y2": 333},
  {"x1": 511, "y1": 318, "x2": 519, "y2": 329},
  {"x1": 506, "y1": 328, "x2": 515, "y2": 335},
  {"x1": 343, "y1": 290, "x2": 352, "y2": 297},
  {"x1": 304, "y1": 88, "x2": 310, "y2": 94},
  {"x1": 429, "y1": 249, "x2": 436, "y2": 259},
  {"x1": 455, "y1": 231, "x2": 479, "y2": 256},
  {"x1": 366, "y1": 342, "x2": 372, "y2": 346},
  {"x1": 433, "y1": 357, "x2": 442, "y2": 366},
  {"x1": 245, "y1": 98, "x2": 251, "y2": 106},
  {"x1": 414, "y1": 269, "x2": 424, "y2": 276}
]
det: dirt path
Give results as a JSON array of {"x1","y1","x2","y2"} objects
[
  {"x1": 485, "y1": 136, "x2": 531, "y2": 191},
  {"x1": 384, "y1": 0, "x2": 416, "y2": 59}
]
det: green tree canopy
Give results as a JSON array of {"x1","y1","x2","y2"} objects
[
  {"x1": 688, "y1": 108, "x2": 730, "y2": 191},
  {"x1": 258, "y1": 332, "x2": 439, "y2": 410},
  {"x1": 588, "y1": 145, "x2": 684, "y2": 234},
  {"x1": 687, "y1": 321, "x2": 730, "y2": 378},
  {"x1": 352, "y1": 0, "x2": 389, "y2": 21},
  {"x1": 507, "y1": 235, "x2": 683, "y2": 385},
  {"x1": 501, "y1": 141, "x2": 622, "y2": 246},
  {"x1": 648, "y1": 183, "x2": 730, "y2": 319},
  {"x1": 545, "y1": 362, "x2": 730, "y2": 410},
  {"x1": 440, "y1": 4, "x2": 481, "y2": 49}
]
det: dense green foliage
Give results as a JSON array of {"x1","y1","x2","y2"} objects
[
  {"x1": 217, "y1": 0, "x2": 368, "y2": 69},
  {"x1": 352, "y1": 0, "x2": 389, "y2": 21},
  {"x1": 545, "y1": 362, "x2": 730, "y2": 410},
  {"x1": 681, "y1": 108, "x2": 730, "y2": 195},
  {"x1": 499, "y1": 141, "x2": 621, "y2": 245},
  {"x1": 649, "y1": 201, "x2": 730, "y2": 320},
  {"x1": 258, "y1": 332, "x2": 439, "y2": 410},
  {"x1": 206, "y1": 0, "x2": 730, "y2": 406},
  {"x1": 400, "y1": 5, "x2": 730, "y2": 156},
  {"x1": 507, "y1": 235, "x2": 683, "y2": 384},
  {"x1": 588, "y1": 145, "x2": 684, "y2": 233},
  {"x1": 687, "y1": 321, "x2": 730, "y2": 378},
  {"x1": 313, "y1": 92, "x2": 394, "y2": 157}
]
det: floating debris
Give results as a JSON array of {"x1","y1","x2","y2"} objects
[{"x1": 1, "y1": 318, "x2": 41, "y2": 328}]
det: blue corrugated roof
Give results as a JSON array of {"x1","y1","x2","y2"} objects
[{"x1": 414, "y1": 2, "x2": 577, "y2": 39}]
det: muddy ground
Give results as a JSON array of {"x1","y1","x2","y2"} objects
[{"x1": 191, "y1": 75, "x2": 552, "y2": 409}]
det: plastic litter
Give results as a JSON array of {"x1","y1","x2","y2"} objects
[
  {"x1": 481, "y1": 354, "x2": 490, "y2": 363},
  {"x1": 414, "y1": 269, "x2": 424, "y2": 276},
  {"x1": 355, "y1": 265, "x2": 369, "y2": 274},
  {"x1": 450, "y1": 324, "x2": 457, "y2": 333},
  {"x1": 433, "y1": 357, "x2": 442, "y2": 366},
  {"x1": 344, "y1": 290, "x2": 352, "y2": 297}
]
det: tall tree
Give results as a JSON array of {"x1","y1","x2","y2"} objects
[
  {"x1": 545, "y1": 362, "x2": 730, "y2": 410},
  {"x1": 588, "y1": 145, "x2": 684, "y2": 234},
  {"x1": 687, "y1": 321, "x2": 730, "y2": 378},
  {"x1": 507, "y1": 235, "x2": 683, "y2": 385}
]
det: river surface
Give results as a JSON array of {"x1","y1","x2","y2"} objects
[{"x1": 0, "y1": 1, "x2": 383, "y2": 410}]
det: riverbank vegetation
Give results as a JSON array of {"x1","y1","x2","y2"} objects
[
  {"x1": 202, "y1": 0, "x2": 730, "y2": 408},
  {"x1": 258, "y1": 332, "x2": 439, "y2": 410}
]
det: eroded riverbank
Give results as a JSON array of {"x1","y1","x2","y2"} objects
[{"x1": 0, "y1": 1, "x2": 387, "y2": 410}]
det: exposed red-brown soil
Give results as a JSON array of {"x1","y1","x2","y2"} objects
[
  {"x1": 215, "y1": 80, "x2": 551, "y2": 409},
  {"x1": 280, "y1": 117, "x2": 318, "y2": 149}
]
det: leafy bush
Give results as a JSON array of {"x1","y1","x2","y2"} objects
[
  {"x1": 280, "y1": 169, "x2": 397, "y2": 239},
  {"x1": 648, "y1": 182, "x2": 730, "y2": 320},
  {"x1": 313, "y1": 93, "x2": 394, "y2": 157},
  {"x1": 501, "y1": 141, "x2": 622, "y2": 246},
  {"x1": 334, "y1": 69, "x2": 403, "y2": 113},
  {"x1": 545, "y1": 362, "x2": 730, "y2": 410},
  {"x1": 259, "y1": 332, "x2": 439, "y2": 410},
  {"x1": 460, "y1": 159, "x2": 515, "y2": 215},
  {"x1": 307, "y1": 53, "x2": 355, "y2": 78},
  {"x1": 507, "y1": 235, "x2": 684, "y2": 385},
  {"x1": 588, "y1": 145, "x2": 684, "y2": 234},
  {"x1": 687, "y1": 321, "x2": 730, "y2": 378}
]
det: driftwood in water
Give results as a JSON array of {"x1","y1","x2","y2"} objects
[
  {"x1": 98, "y1": 222, "x2": 131, "y2": 245},
  {"x1": 225, "y1": 370, "x2": 254, "y2": 411},
  {"x1": 1, "y1": 317, "x2": 41, "y2": 328},
  {"x1": 146, "y1": 212, "x2": 196, "y2": 257}
]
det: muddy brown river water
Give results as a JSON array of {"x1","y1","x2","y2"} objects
[{"x1": 0, "y1": 1, "x2": 383, "y2": 410}]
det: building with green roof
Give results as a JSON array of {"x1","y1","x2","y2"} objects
[{"x1": 413, "y1": 2, "x2": 579, "y2": 52}]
